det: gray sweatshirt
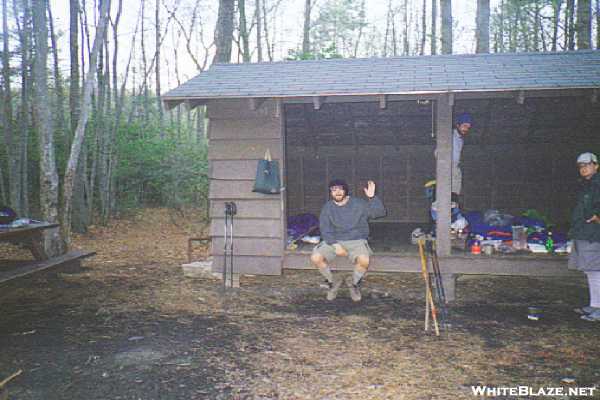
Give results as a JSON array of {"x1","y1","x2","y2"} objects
[{"x1": 319, "y1": 196, "x2": 386, "y2": 244}]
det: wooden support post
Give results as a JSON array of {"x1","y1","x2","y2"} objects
[
  {"x1": 274, "y1": 99, "x2": 283, "y2": 117},
  {"x1": 249, "y1": 98, "x2": 265, "y2": 111},
  {"x1": 516, "y1": 90, "x2": 525, "y2": 104},
  {"x1": 379, "y1": 94, "x2": 387, "y2": 109},
  {"x1": 435, "y1": 93, "x2": 453, "y2": 257},
  {"x1": 312, "y1": 96, "x2": 324, "y2": 110}
]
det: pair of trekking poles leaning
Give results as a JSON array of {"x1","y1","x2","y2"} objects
[{"x1": 418, "y1": 238, "x2": 450, "y2": 336}]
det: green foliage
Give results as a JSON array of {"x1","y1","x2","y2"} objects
[
  {"x1": 286, "y1": 43, "x2": 343, "y2": 60},
  {"x1": 114, "y1": 119, "x2": 209, "y2": 212},
  {"x1": 310, "y1": 0, "x2": 367, "y2": 58}
]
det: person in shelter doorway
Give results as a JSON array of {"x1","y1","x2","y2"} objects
[
  {"x1": 451, "y1": 112, "x2": 473, "y2": 196},
  {"x1": 310, "y1": 179, "x2": 386, "y2": 302},
  {"x1": 569, "y1": 152, "x2": 600, "y2": 321}
]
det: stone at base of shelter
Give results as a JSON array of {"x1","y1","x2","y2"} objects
[{"x1": 181, "y1": 260, "x2": 221, "y2": 280}]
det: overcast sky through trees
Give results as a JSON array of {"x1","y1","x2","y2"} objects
[{"x1": 44, "y1": 0, "x2": 491, "y2": 92}]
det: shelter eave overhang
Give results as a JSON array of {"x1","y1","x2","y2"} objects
[{"x1": 162, "y1": 85, "x2": 600, "y2": 109}]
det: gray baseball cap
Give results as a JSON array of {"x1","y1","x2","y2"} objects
[{"x1": 577, "y1": 152, "x2": 598, "y2": 164}]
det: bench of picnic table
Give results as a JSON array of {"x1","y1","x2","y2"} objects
[{"x1": 0, "y1": 223, "x2": 95, "y2": 283}]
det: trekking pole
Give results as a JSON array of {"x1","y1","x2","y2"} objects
[
  {"x1": 223, "y1": 202, "x2": 237, "y2": 290},
  {"x1": 418, "y1": 239, "x2": 439, "y2": 336},
  {"x1": 228, "y1": 202, "x2": 236, "y2": 289},
  {"x1": 428, "y1": 239, "x2": 449, "y2": 334},
  {"x1": 223, "y1": 206, "x2": 228, "y2": 290}
]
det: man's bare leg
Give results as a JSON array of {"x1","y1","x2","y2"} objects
[
  {"x1": 347, "y1": 255, "x2": 369, "y2": 302},
  {"x1": 311, "y1": 252, "x2": 343, "y2": 300}
]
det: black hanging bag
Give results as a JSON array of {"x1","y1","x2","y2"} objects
[{"x1": 252, "y1": 149, "x2": 281, "y2": 194}]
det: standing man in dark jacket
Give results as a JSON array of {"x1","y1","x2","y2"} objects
[
  {"x1": 310, "y1": 179, "x2": 386, "y2": 302},
  {"x1": 569, "y1": 152, "x2": 600, "y2": 321}
]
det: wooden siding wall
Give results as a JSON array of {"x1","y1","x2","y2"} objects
[
  {"x1": 285, "y1": 101, "x2": 435, "y2": 222},
  {"x1": 458, "y1": 96, "x2": 600, "y2": 227},
  {"x1": 207, "y1": 99, "x2": 284, "y2": 275}
]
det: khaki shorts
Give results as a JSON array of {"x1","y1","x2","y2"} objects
[{"x1": 312, "y1": 239, "x2": 373, "y2": 263}]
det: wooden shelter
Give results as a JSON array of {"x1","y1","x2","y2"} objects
[{"x1": 163, "y1": 51, "x2": 600, "y2": 300}]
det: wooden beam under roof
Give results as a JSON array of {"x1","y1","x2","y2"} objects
[
  {"x1": 312, "y1": 96, "x2": 325, "y2": 110},
  {"x1": 249, "y1": 97, "x2": 266, "y2": 110},
  {"x1": 162, "y1": 99, "x2": 185, "y2": 110},
  {"x1": 379, "y1": 94, "x2": 387, "y2": 109},
  {"x1": 185, "y1": 99, "x2": 206, "y2": 110}
]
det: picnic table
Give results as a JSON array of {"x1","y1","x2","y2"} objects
[{"x1": 0, "y1": 222, "x2": 95, "y2": 283}]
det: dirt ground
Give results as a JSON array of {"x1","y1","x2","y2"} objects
[{"x1": 1, "y1": 208, "x2": 599, "y2": 400}]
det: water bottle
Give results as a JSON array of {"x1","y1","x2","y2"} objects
[{"x1": 545, "y1": 231, "x2": 554, "y2": 253}]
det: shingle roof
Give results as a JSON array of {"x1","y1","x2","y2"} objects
[{"x1": 162, "y1": 51, "x2": 600, "y2": 101}]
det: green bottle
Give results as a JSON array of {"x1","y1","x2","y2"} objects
[{"x1": 545, "y1": 231, "x2": 554, "y2": 253}]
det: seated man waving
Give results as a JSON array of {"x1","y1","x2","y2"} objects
[{"x1": 310, "y1": 179, "x2": 386, "y2": 302}]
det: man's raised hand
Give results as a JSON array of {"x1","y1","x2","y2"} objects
[{"x1": 364, "y1": 180, "x2": 376, "y2": 198}]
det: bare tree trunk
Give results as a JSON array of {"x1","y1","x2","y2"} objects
[
  {"x1": 533, "y1": 0, "x2": 541, "y2": 51},
  {"x1": 353, "y1": 0, "x2": 365, "y2": 57},
  {"x1": 301, "y1": 0, "x2": 310, "y2": 56},
  {"x1": 576, "y1": 0, "x2": 592, "y2": 49},
  {"x1": 69, "y1": 0, "x2": 80, "y2": 137},
  {"x1": 253, "y1": 0, "x2": 262, "y2": 61},
  {"x1": 11, "y1": 0, "x2": 31, "y2": 216},
  {"x1": 62, "y1": 0, "x2": 110, "y2": 247},
  {"x1": 155, "y1": 0, "x2": 163, "y2": 133},
  {"x1": 70, "y1": 0, "x2": 87, "y2": 233},
  {"x1": 496, "y1": 0, "x2": 504, "y2": 52},
  {"x1": 214, "y1": 0, "x2": 234, "y2": 64},
  {"x1": 383, "y1": 0, "x2": 392, "y2": 57},
  {"x1": 431, "y1": 0, "x2": 437, "y2": 54},
  {"x1": 96, "y1": 41, "x2": 109, "y2": 222},
  {"x1": 33, "y1": 0, "x2": 61, "y2": 254},
  {"x1": 238, "y1": 0, "x2": 250, "y2": 61},
  {"x1": 402, "y1": 0, "x2": 409, "y2": 55},
  {"x1": 539, "y1": 9, "x2": 548, "y2": 51},
  {"x1": 420, "y1": 0, "x2": 426, "y2": 55},
  {"x1": 596, "y1": 0, "x2": 599, "y2": 49},
  {"x1": 392, "y1": 9, "x2": 398, "y2": 55},
  {"x1": 140, "y1": 0, "x2": 149, "y2": 126},
  {"x1": 552, "y1": 0, "x2": 562, "y2": 51},
  {"x1": 566, "y1": 0, "x2": 575, "y2": 49},
  {"x1": 440, "y1": 0, "x2": 452, "y2": 54},
  {"x1": 2, "y1": 0, "x2": 13, "y2": 206},
  {"x1": 509, "y1": 4, "x2": 519, "y2": 51},
  {"x1": 47, "y1": 1, "x2": 67, "y2": 149},
  {"x1": 262, "y1": 0, "x2": 273, "y2": 61},
  {"x1": 476, "y1": 0, "x2": 490, "y2": 53}
]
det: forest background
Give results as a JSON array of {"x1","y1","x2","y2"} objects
[{"x1": 0, "y1": 0, "x2": 599, "y2": 253}]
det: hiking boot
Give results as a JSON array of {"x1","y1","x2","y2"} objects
[
  {"x1": 581, "y1": 310, "x2": 600, "y2": 322},
  {"x1": 345, "y1": 275, "x2": 362, "y2": 302},
  {"x1": 574, "y1": 306, "x2": 600, "y2": 315},
  {"x1": 326, "y1": 278, "x2": 343, "y2": 301}
]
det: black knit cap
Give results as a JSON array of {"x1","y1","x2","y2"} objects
[{"x1": 328, "y1": 179, "x2": 350, "y2": 195}]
